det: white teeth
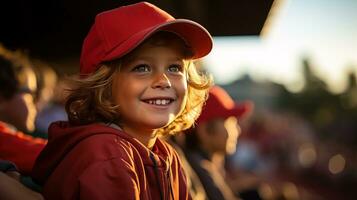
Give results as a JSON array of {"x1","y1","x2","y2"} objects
[{"x1": 146, "y1": 99, "x2": 171, "y2": 105}]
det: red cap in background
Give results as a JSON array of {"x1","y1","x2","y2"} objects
[{"x1": 196, "y1": 86, "x2": 254, "y2": 125}]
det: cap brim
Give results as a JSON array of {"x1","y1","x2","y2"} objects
[
  {"x1": 196, "y1": 100, "x2": 254, "y2": 126},
  {"x1": 103, "y1": 19, "x2": 213, "y2": 62},
  {"x1": 226, "y1": 101, "x2": 254, "y2": 119}
]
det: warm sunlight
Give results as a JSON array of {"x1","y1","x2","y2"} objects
[{"x1": 203, "y1": 0, "x2": 357, "y2": 93}]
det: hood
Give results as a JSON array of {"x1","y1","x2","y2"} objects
[
  {"x1": 31, "y1": 121, "x2": 173, "y2": 185},
  {"x1": 31, "y1": 121, "x2": 121, "y2": 185}
]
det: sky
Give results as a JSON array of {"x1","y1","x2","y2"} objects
[{"x1": 202, "y1": 0, "x2": 357, "y2": 93}]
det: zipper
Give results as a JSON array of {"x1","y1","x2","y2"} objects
[{"x1": 150, "y1": 152, "x2": 164, "y2": 200}]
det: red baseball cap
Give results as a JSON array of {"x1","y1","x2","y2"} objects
[
  {"x1": 80, "y1": 1, "x2": 213, "y2": 74},
  {"x1": 196, "y1": 86, "x2": 254, "y2": 125}
]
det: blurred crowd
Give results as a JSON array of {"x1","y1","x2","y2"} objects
[
  {"x1": 0, "y1": 42, "x2": 356, "y2": 200},
  {"x1": 220, "y1": 58, "x2": 357, "y2": 200}
]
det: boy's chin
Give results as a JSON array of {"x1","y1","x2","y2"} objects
[
  {"x1": 147, "y1": 114, "x2": 177, "y2": 128},
  {"x1": 149, "y1": 122, "x2": 171, "y2": 130},
  {"x1": 144, "y1": 120, "x2": 173, "y2": 131}
]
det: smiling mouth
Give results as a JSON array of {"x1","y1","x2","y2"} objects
[{"x1": 142, "y1": 98, "x2": 174, "y2": 106}]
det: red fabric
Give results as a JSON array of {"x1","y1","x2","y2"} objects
[
  {"x1": 32, "y1": 121, "x2": 191, "y2": 200},
  {"x1": 196, "y1": 86, "x2": 254, "y2": 125},
  {"x1": 0, "y1": 121, "x2": 46, "y2": 175},
  {"x1": 80, "y1": 2, "x2": 212, "y2": 75}
]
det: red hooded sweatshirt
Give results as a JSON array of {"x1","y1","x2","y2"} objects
[{"x1": 32, "y1": 121, "x2": 191, "y2": 200}]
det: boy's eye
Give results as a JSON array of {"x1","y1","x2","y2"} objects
[
  {"x1": 132, "y1": 64, "x2": 150, "y2": 72},
  {"x1": 168, "y1": 64, "x2": 183, "y2": 73}
]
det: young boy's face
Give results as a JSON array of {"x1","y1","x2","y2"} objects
[{"x1": 111, "y1": 37, "x2": 188, "y2": 136}]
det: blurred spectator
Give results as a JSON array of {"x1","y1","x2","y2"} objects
[
  {"x1": 32, "y1": 61, "x2": 67, "y2": 138},
  {"x1": 169, "y1": 134, "x2": 208, "y2": 200},
  {"x1": 32, "y1": 59, "x2": 58, "y2": 112},
  {"x1": 183, "y1": 86, "x2": 256, "y2": 200},
  {"x1": 0, "y1": 44, "x2": 46, "y2": 175}
]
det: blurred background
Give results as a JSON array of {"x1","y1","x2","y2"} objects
[{"x1": 1, "y1": 0, "x2": 356, "y2": 199}]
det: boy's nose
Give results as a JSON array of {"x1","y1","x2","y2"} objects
[{"x1": 152, "y1": 73, "x2": 171, "y2": 89}]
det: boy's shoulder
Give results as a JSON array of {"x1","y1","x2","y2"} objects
[
  {"x1": 45, "y1": 122, "x2": 180, "y2": 168},
  {"x1": 33, "y1": 122, "x2": 139, "y2": 184},
  {"x1": 61, "y1": 123, "x2": 141, "y2": 159}
]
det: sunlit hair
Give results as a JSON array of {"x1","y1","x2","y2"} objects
[
  {"x1": 66, "y1": 32, "x2": 213, "y2": 135},
  {"x1": 0, "y1": 44, "x2": 35, "y2": 99}
]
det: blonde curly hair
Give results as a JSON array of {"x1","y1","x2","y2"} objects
[{"x1": 65, "y1": 32, "x2": 213, "y2": 136}]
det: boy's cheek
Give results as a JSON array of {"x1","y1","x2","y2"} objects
[{"x1": 172, "y1": 76, "x2": 188, "y2": 90}]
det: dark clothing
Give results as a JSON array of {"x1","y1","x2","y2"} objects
[
  {"x1": 0, "y1": 122, "x2": 46, "y2": 175},
  {"x1": 32, "y1": 121, "x2": 191, "y2": 200},
  {"x1": 185, "y1": 149, "x2": 239, "y2": 200},
  {"x1": 170, "y1": 142, "x2": 208, "y2": 200}
]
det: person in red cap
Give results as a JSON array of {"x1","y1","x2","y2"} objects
[
  {"x1": 32, "y1": 2, "x2": 213, "y2": 200},
  {"x1": 183, "y1": 86, "x2": 253, "y2": 200}
]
